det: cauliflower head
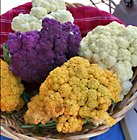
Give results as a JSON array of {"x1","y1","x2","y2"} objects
[
  {"x1": 78, "y1": 21, "x2": 137, "y2": 99},
  {"x1": 24, "y1": 57, "x2": 121, "y2": 133},
  {"x1": 6, "y1": 18, "x2": 81, "y2": 83},
  {"x1": 11, "y1": 0, "x2": 74, "y2": 32},
  {"x1": 0, "y1": 59, "x2": 24, "y2": 113}
]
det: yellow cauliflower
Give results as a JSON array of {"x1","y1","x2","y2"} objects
[
  {"x1": 0, "y1": 59, "x2": 24, "y2": 112},
  {"x1": 24, "y1": 57, "x2": 121, "y2": 133}
]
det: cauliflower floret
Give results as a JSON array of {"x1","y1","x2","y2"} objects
[
  {"x1": 43, "y1": 91, "x2": 64, "y2": 117},
  {"x1": 112, "y1": 61, "x2": 133, "y2": 82},
  {"x1": 0, "y1": 59, "x2": 24, "y2": 112},
  {"x1": 30, "y1": 7, "x2": 47, "y2": 19},
  {"x1": 79, "y1": 106, "x2": 92, "y2": 118},
  {"x1": 63, "y1": 99, "x2": 80, "y2": 116},
  {"x1": 32, "y1": 0, "x2": 66, "y2": 13},
  {"x1": 24, "y1": 57, "x2": 121, "y2": 133},
  {"x1": 11, "y1": 14, "x2": 42, "y2": 32},
  {"x1": 90, "y1": 110, "x2": 116, "y2": 126},
  {"x1": 49, "y1": 10, "x2": 74, "y2": 23},
  {"x1": 120, "y1": 81, "x2": 132, "y2": 99},
  {"x1": 78, "y1": 21, "x2": 137, "y2": 99},
  {"x1": 24, "y1": 95, "x2": 51, "y2": 124},
  {"x1": 57, "y1": 115, "x2": 84, "y2": 133}
]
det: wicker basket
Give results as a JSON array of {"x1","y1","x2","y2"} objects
[{"x1": 1, "y1": 2, "x2": 137, "y2": 140}]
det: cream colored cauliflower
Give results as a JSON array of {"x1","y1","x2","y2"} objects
[
  {"x1": 11, "y1": 14, "x2": 42, "y2": 32},
  {"x1": 78, "y1": 21, "x2": 137, "y2": 99},
  {"x1": 11, "y1": 0, "x2": 74, "y2": 32},
  {"x1": 49, "y1": 10, "x2": 74, "y2": 23},
  {"x1": 32, "y1": 0, "x2": 66, "y2": 13},
  {"x1": 24, "y1": 57, "x2": 121, "y2": 133},
  {"x1": 30, "y1": 7, "x2": 47, "y2": 19}
]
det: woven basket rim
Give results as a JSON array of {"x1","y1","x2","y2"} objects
[{"x1": 1, "y1": 2, "x2": 137, "y2": 140}]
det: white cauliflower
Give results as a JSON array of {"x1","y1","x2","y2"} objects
[
  {"x1": 11, "y1": 0, "x2": 74, "y2": 32},
  {"x1": 32, "y1": 0, "x2": 66, "y2": 13},
  {"x1": 30, "y1": 7, "x2": 47, "y2": 19},
  {"x1": 11, "y1": 14, "x2": 42, "y2": 32},
  {"x1": 49, "y1": 10, "x2": 74, "y2": 23},
  {"x1": 78, "y1": 21, "x2": 137, "y2": 99}
]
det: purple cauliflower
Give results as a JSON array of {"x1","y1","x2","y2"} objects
[{"x1": 6, "y1": 18, "x2": 82, "y2": 83}]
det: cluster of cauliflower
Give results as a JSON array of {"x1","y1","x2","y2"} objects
[
  {"x1": 6, "y1": 18, "x2": 81, "y2": 83},
  {"x1": 0, "y1": 59, "x2": 24, "y2": 113},
  {"x1": 11, "y1": 0, "x2": 74, "y2": 32},
  {"x1": 2, "y1": 0, "x2": 137, "y2": 133},
  {"x1": 78, "y1": 21, "x2": 137, "y2": 99},
  {"x1": 24, "y1": 57, "x2": 121, "y2": 133}
]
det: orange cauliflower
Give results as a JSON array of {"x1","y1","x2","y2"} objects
[
  {"x1": 90, "y1": 110, "x2": 116, "y2": 126},
  {"x1": 57, "y1": 115, "x2": 84, "y2": 133},
  {"x1": 24, "y1": 95, "x2": 51, "y2": 124},
  {"x1": 0, "y1": 59, "x2": 24, "y2": 113},
  {"x1": 24, "y1": 57, "x2": 121, "y2": 133}
]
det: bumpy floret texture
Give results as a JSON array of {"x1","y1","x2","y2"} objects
[
  {"x1": 24, "y1": 57, "x2": 121, "y2": 133},
  {"x1": 30, "y1": 7, "x2": 48, "y2": 19},
  {"x1": 49, "y1": 10, "x2": 74, "y2": 23},
  {"x1": 0, "y1": 59, "x2": 24, "y2": 113},
  {"x1": 24, "y1": 95, "x2": 51, "y2": 124},
  {"x1": 56, "y1": 115, "x2": 84, "y2": 133},
  {"x1": 6, "y1": 18, "x2": 81, "y2": 83},
  {"x1": 11, "y1": 0, "x2": 74, "y2": 32},
  {"x1": 32, "y1": 0, "x2": 66, "y2": 13},
  {"x1": 78, "y1": 21, "x2": 137, "y2": 99},
  {"x1": 11, "y1": 14, "x2": 42, "y2": 32}
]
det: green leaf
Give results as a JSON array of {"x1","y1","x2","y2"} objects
[
  {"x1": 38, "y1": 122, "x2": 57, "y2": 127},
  {"x1": 2, "y1": 45, "x2": 11, "y2": 64},
  {"x1": 20, "y1": 124, "x2": 36, "y2": 129}
]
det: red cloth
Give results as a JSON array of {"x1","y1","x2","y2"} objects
[
  {"x1": 67, "y1": 6, "x2": 124, "y2": 37},
  {"x1": 0, "y1": 2, "x2": 124, "y2": 56}
]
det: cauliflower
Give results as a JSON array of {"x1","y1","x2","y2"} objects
[
  {"x1": 49, "y1": 10, "x2": 74, "y2": 23},
  {"x1": 11, "y1": 14, "x2": 42, "y2": 32},
  {"x1": 24, "y1": 57, "x2": 121, "y2": 133},
  {"x1": 30, "y1": 7, "x2": 47, "y2": 19},
  {"x1": 32, "y1": 0, "x2": 66, "y2": 13},
  {"x1": 6, "y1": 18, "x2": 81, "y2": 83},
  {"x1": 24, "y1": 95, "x2": 51, "y2": 124},
  {"x1": 11, "y1": 0, "x2": 74, "y2": 32},
  {"x1": 90, "y1": 110, "x2": 116, "y2": 126},
  {"x1": 78, "y1": 21, "x2": 137, "y2": 99},
  {"x1": 0, "y1": 59, "x2": 24, "y2": 113},
  {"x1": 57, "y1": 115, "x2": 84, "y2": 133}
]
